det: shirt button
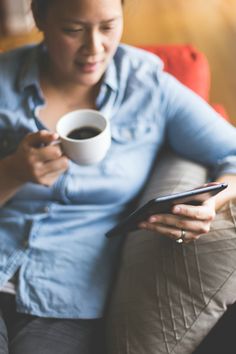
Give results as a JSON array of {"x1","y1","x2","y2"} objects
[
  {"x1": 23, "y1": 239, "x2": 29, "y2": 248},
  {"x1": 122, "y1": 129, "x2": 133, "y2": 140},
  {"x1": 43, "y1": 206, "x2": 50, "y2": 213}
]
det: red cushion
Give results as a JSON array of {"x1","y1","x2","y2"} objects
[
  {"x1": 140, "y1": 44, "x2": 230, "y2": 122},
  {"x1": 211, "y1": 103, "x2": 229, "y2": 120},
  {"x1": 139, "y1": 44, "x2": 210, "y2": 101}
]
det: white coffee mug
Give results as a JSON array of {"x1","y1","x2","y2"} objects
[{"x1": 56, "y1": 109, "x2": 111, "y2": 165}]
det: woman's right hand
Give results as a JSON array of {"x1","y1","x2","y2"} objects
[{"x1": 4, "y1": 130, "x2": 69, "y2": 187}]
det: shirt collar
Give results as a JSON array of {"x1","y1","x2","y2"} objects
[
  {"x1": 17, "y1": 43, "x2": 44, "y2": 94},
  {"x1": 17, "y1": 43, "x2": 119, "y2": 93},
  {"x1": 102, "y1": 57, "x2": 119, "y2": 92}
]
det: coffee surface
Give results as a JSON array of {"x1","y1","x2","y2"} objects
[{"x1": 67, "y1": 126, "x2": 102, "y2": 140}]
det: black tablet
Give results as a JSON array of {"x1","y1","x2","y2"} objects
[{"x1": 106, "y1": 182, "x2": 228, "y2": 238}]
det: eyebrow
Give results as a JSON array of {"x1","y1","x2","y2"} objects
[{"x1": 62, "y1": 16, "x2": 122, "y2": 25}]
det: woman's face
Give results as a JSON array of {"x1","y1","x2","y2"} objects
[{"x1": 37, "y1": 0, "x2": 123, "y2": 86}]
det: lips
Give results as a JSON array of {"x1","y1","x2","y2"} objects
[{"x1": 76, "y1": 60, "x2": 104, "y2": 73}]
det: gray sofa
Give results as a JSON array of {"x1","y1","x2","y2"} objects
[{"x1": 107, "y1": 149, "x2": 236, "y2": 354}]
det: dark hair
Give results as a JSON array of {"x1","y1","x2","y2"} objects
[
  {"x1": 31, "y1": 0, "x2": 52, "y2": 19},
  {"x1": 32, "y1": 0, "x2": 124, "y2": 18}
]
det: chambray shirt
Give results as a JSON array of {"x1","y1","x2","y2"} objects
[{"x1": 1, "y1": 43, "x2": 236, "y2": 319}]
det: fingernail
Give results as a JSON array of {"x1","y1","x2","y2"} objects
[
  {"x1": 173, "y1": 206, "x2": 181, "y2": 213},
  {"x1": 50, "y1": 139, "x2": 61, "y2": 146}
]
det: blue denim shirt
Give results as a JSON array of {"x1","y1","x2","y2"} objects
[{"x1": 1, "y1": 43, "x2": 236, "y2": 319}]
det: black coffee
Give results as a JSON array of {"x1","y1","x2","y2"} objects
[{"x1": 67, "y1": 126, "x2": 102, "y2": 140}]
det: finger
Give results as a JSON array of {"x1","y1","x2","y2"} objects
[
  {"x1": 36, "y1": 144, "x2": 64, "y2": 162},
  {"x1": 138, "y1": 222, "x2": 199, "y2": 242},
  {"x1": 39, "y1": 156, "x2": 69, "y2": 176},
  {"x1": 40, "y1": 170, "x2": 67, "y2": 187},
  {"x1": 148, "y1": 214, "x2": 212, "y2": 234},
  {"x1": 25, "y1": 130, "x2": 59, "y2": 148},
  {"x1": 29, "y1": 155, "x2": 69, "y2": 185},
  {"x1": 172, "y1": 203, "x2": 215, "y2": 221}
]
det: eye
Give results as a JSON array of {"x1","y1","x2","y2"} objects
[
  {"x1": 100, "y1": 24, "x2": 116, "y2": 32},
  {"x1": 62, "y1": 28, "x2": 83, "y2": 34},
  {"x1": 100, "y1": 26, "x2": 114, "y2": 32}
]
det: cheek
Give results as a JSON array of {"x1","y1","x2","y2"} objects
[
  {"x1": 57, "y1": 38, "x2": 78, "y2": 55},
  {"x1": 106, "y1": 29, "x2": 123, "y2": 55},
  {"x1": 45, "y1": 32, "x2": 78, "y2": 61},
  {"x1": 52, "y1": 42, "x2": 78, "y2": 67},
  {"x1": 114, "y1": 22, "x2": 123, "y2": 40}
]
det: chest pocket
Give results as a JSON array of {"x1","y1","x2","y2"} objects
[
  {"x1": 111, "y1": 119, "x2": 157, "y2": 145},
  {"x1": 99, "y1": 117, "x2": 159, "y2": 179},
  {"x1": 0, "y1": 129, "x2": 27, "y2": 159}
]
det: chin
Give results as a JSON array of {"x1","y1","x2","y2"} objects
[
  {"x1": 74, "y1": 72, "x2": 104, "y2": 86},
  {"x1": 73, "y1": 61, "x2": 107, "y2": 85}
]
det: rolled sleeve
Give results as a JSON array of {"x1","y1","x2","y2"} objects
[
  {"x1": 160, "y1": 73, "x2": 236, "y2": 175},
  {"x1": 212, "y1": 155, "x2": 236, "y2": 179}
]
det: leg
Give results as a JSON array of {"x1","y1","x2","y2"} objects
[
  {"x1": 9, "y1": 315, "x2": 106, "y2": 354},
  {"x1": 9, "y1": 315, "x2": 104, "y2": 354},
  {"x1": 0, "y1": 290, "x2": 106, "y2": 354},
  {"x1": 0, "y1": 313, "x2": 8, "y2": 354},
  {"x1": 0, "y1": 294, "x2": 12, "y2": 354}
]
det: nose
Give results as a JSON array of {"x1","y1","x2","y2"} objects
[{"x1": 82, "y1": 29, "x2": 104, "y2": 55}]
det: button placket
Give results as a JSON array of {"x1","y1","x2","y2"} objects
[
  {"x1": 22, "y1": 218, "x2": 44, "y2": 248},
  {"x1": 42, "y1": 206, "x2": 50, "y2": 214}
]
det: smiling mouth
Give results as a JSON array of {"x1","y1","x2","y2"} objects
[{"x1": 76, "y1": 60, "x2": 104, "y2": 73}]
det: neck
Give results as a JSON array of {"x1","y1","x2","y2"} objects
[{"x1": 39, "y1": 54, "x2": 101, "y2": 108}]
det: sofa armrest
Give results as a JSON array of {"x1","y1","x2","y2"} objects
[
  {"x1": 107, "y1": 150, "x2": 236, "y2": 354},
  {"x1": 137, "y1": 148, "x2": 208, "y2": 205}
]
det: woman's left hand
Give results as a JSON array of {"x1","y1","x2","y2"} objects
[{"x1": 138, "y1": 197, "x2": 216, "y2": 243}]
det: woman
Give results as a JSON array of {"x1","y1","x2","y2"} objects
[{"x1": 0, "y1": 0, "x2": 236, "y2": 353}]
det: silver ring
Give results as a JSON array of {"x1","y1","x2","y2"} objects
[{"x1": 176, "y1": 229, "x2": 186, "y2": 243}]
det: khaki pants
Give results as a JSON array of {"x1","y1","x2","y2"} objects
[{"x1": 107, "y1": 150, "x2": 236, "y2": 354}]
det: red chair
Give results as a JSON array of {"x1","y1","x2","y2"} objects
[{"x1": 140, "y1": 44, "x2": 229, "y2": 120}]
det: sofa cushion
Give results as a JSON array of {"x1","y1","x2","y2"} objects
[
  {"x1": 140, "y1": 44, "x2": 230, "y2": 121},
  {"x1": 140, "y1": 44, "x2": 210, "y2": 101},
  {"x1": 107, "y1": 150, "x2": 236, "y2": 354},
  {"x1": 212, "y1": 103, "x2": 229, "y2": 120}
]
